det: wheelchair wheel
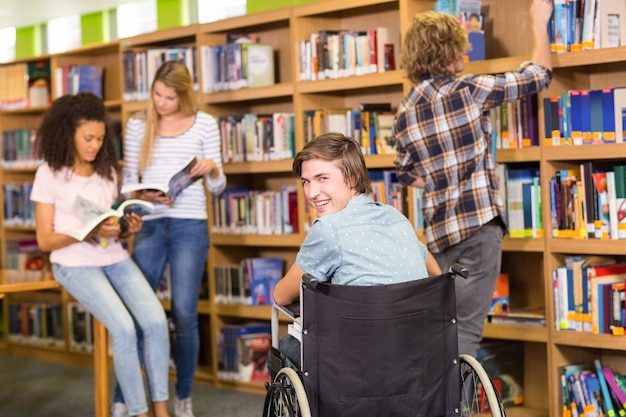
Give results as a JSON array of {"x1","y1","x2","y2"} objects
[
  {"x1": 263, "y1": 367, "x2": 311, "y2": 417},
  {"x1": 459, "y1": 354, "x2": 506, "y2": 417}
]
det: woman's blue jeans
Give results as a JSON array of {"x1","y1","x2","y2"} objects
[
  {"x1": 114, "y1": 218, "x2": 209, "y2": 402},
  {"x1": 53, "y1": 259, "x2": 170, "y2": 416}
]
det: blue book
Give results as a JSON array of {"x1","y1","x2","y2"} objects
[
  {"x1": 580, "y1": 90, "x2": 593, "y2": 144},
  {"x1": 570, "y1": 90, "x2": 583, "y2": 145},
  {"x1": 75, "y1": 65, "x2": 103, "y2": 98},
  {"x1": 595, "y1": 359, "x2": 616, "y2": 417},
  {"x1": 602, "y1": 88, "x2": 617, "y2": 143},
  {"x1": 590, "y1": 89, "x2": 604, "y2": 144}
]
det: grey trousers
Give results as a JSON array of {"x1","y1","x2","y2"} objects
[{"x1": 433, "y1": 218, "x2": 504, "y2": 357}]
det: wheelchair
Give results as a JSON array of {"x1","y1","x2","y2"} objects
[{"x1": 263, "y1": 264, "x2": 506, "y2": 417}]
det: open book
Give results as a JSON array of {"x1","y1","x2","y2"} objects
[
  {"x1": 120, "y1": 156, "x2": 202, "y2": 199},
  {"x1": 63, "y1": 196, "x2": 155, "y2": 242}
]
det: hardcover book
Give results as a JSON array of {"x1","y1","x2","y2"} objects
[{"x1": 243, "y1": 43, "x2": 275, "y2": 88}]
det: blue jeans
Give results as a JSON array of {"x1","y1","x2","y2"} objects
[
  {"x1": 53, "y1": 259, "x2": 170, "y2": 416},
  {"x1": 433, "y1": 218, "x2": 504, "y2": 357},
  {"x1": 114, "y1": 218, "x2": 209, "y2": 402}
]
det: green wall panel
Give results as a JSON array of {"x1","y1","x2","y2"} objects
[
  {"x1": 81, "y1": 11, "x2": 110, "y2": 45},
  {"x1": 247, "y1": 0, "x2": 318, "y2": 14},
  {"x1": 15, "y1": 25, "x2": 42, "y2": 59},
  {"x1": 157, "y1": 0, "x2": 190, "y2": 30}
]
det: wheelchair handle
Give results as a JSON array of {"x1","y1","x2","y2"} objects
[{"x1": 449, "y1": 263, "x2": 469, "y2": 279}]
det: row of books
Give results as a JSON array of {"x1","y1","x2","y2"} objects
[
  {"x1": 560, "y1": 359, "x2": 626, "y2": 417},
  {"x1": 543, "y1": 87, "x2": 626, "y2": 147},
  {"x1": 490, "y1": 94, "x2": 540, "y2": 149},
  {"x1": 54, "y1": 64, "x2": 103, "y2": 99},
  {"x1": 67, "y1": 301, "x2": 94, "y2": 352},
  {"x1": 0, "y1": 60, "x2": 51, "y2": 111},
  {"x1": 7, "y1": 302, "x2": 64, "y2": 348},
  {"x1": 549, "y1": 164, "x2": 626, "y2": 240},
  {"x1": 218, "y1": 112, "x2": 295, "y2": 163},
  {"x1": 296, "y1": 26, "x2": 399, "y2": 82},
  {"x1": 214, "y1": 257, "x2": 284, "y2": 306},
  {"x1": 477, "y1": 340, "x2": 525, "y2": 407},
  {"x1": 487, "y1": 273, "x2": 547, "y2": 327},
  {"x1": 122, "y1": 46, "x2": 199, "y2": 102},
  {"x1": 216, "y1": 322, "x2": 271, "y2": 382},
  {"x1": 549, "y1": 0, "x2": 626, "y2": 53},
  {"x1": 435, "y1": 0, "x2": 486, "y2": 62},
  {"x1": 200, "y1": 40, "x2": 275, "y2": 92},
  {"x1": 212, "y1": 186, "x2": 298, "y2": 235},
  {"x1": 369, "y1": 170, "x2": 408, "y2": 214},
  {"x1": 4, "y1": 238, "x2": 48, "y2": 283},
  {"x1": 303, "y1": 103, "x2": 396, "y2": 155},
  {"x1": 553, "y1": 256, "x2": 626, "y2": 334},
  {"x1": 495, "y1": 165, "x2": 544, "y2": 239},
  {"x1": 4, "y1": 182, "x2": 35, "y2": 228},
  {"x1": 1, "y1": 128, "x2": 41, "y2": 168}
]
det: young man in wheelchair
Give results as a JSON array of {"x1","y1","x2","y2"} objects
[{"x1": 272, "y1": 132, "x2": 442, "y2": 369}]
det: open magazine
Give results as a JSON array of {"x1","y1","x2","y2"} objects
[
  {"x1": 120, "y1": 156, "x2": 202, "y2": 199},
  {"x1": 63, "y1": 195, "x2": 154, "y2": 242}
]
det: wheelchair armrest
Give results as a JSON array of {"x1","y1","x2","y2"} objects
[
  {"x1": 302, "y1": 273, "x2": 319, "y2": 289},
  {"x1": 449, "y1": 263, "x2": 469, "y2": 279},
  {"x1": 276, "y1": 302, "x2": 301, "y2": 319}
]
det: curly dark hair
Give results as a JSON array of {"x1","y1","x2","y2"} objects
[{"x1": 36, "y1": 92, "x2": 118, "y2": 180}]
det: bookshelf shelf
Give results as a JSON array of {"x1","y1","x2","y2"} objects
[
  {"x1": 543, "y1": 143, "x2": 626, "y2": 161},
  {"x1": 211, "y1": 234, "x2": 303, "y2": 247},
  {"x1": 202, "y1": 82, "x2": 295, "y2": 104},
  {"x1": 548, "y1": 239, "x2": 626, "y2": 256},
  {"x1": 1, "y1": 1, "x2": 624, "y2": 414},
  {"x1": 552, "y1": 331, "x2": 626, "y2": 351},
  {"x1": 296, "y1": 70, "x2": 404, "y2": 93},
  {"x1": 463, "y1": 55, "x2": 531, "y2": 76},
  {"x1": 223, "y1": 160, "x2": 294, "y2": 175},
  {"x1": 497, "y1": 147, "x2": 541, "y2": 163},
  {"x1": 551, "y1": 46, "x2": 626, "y2": 68},
  {"x1": 502, "y1": 237, "x2": 545, "y2": 253},
  {"x1": 483, "y1": 323, "x2": 548, "y2": 343}
]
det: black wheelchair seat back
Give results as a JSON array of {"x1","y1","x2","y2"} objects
[{"x1": 300, "y1": 271, "x2": 461, "y2": 417}]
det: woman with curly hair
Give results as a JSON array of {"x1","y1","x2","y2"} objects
[{"x1": 30, "y1": 92, "x2": 171, "y2": 417}]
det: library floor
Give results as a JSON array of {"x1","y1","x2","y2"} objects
[{"x1": 0, "y1": 352, "x2": 265, "y2": 417}]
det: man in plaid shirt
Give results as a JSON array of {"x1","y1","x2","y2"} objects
[{"x1": 392, "y1": 0, "x2": 553, "y2": 357}]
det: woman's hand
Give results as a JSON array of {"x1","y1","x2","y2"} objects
[
  {"x1": 94, "y1": 218, "x2": 122, "y2": 239},
  {"x1": 133, "y1": 189, "x2": 174, "y2": 206},
  {"x1": 190, "y1": 158, "x2": 220, "y2": 179},
  {"x1": 121, "y1": 213, "x2": 143, "y2": 235}
]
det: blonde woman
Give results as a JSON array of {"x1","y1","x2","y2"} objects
[{"x1": 112, "y1": 61, "x2": 226, "y2": 417}]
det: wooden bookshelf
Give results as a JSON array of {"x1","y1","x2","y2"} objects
[{"x1": 1, "y1": 1, "x2": 625, "y2": 416}]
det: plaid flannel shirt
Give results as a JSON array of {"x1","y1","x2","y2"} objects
[{"x1": 393, "y1": 62, "x2": 552, "y2": 253}]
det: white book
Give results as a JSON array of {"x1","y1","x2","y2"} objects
[
  {"x1": 63, "y1": 196, "x2": 154, "y2": 243},
  {"x1": 606, "y1": 171, "x2": 619, "y2": 239}
]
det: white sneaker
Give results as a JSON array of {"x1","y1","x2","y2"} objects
[
  {"x1": 110, "y1": 402, "x2": 130, "y2": 417},
  {"x1": 174, "y1": 397, "x2": 195, "y2": 417}
]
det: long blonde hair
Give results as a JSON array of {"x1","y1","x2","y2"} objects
[{"x1": 138, "y1": 60, "x2": 198, "y2": 174}]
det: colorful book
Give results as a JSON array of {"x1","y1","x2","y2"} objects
[{"x1": 120, "y1": 156, "x2": 201, "y2": 199}]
